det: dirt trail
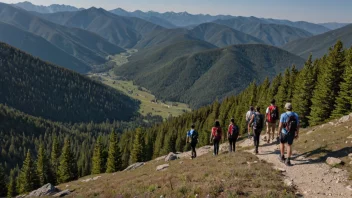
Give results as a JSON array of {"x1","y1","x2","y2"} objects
[{"x1": 242, "y1": 139, "x2": 352, "y2": 198}]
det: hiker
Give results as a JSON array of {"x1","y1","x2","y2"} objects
[
  {"x1": 210, "y1": 121, "x2": 222, "y2": 155},
  {"x1": 227, "y1": 118, "x2": 239, "y2": 152},
  {"x1": 248, "y1": 107, "x2": 264, "y2": 154},
  {"x1": 278, "y1": 103, "x2": 299, "y2": 166},
  {"x1": 265, "y1": 99, "x2": 279, "y2": 143},
  {"x1": 246, "y1": 106, "x2": 254, "y2": 138},
  {"x1": 186, "y1": 124, "x2": 198, "y2": 159}
]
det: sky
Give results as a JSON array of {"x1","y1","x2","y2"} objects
[{"x1": 2, "y1": 0, "x2": 352, "y2": 23}]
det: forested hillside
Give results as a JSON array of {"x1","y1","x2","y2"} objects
[
  {"x1": 283, "y1": 24, "x2": 352, "y2": 59},
  {"x1": 116, "y1": 44, "x2": 305, "y2": 108},
  {"x1": 0, "y1": 42, "x2": 139, "y2": 123},
  {"x1": 0, "y1": 104, "x2": 160, "y2": 197},
  {"x1": 0, "y1": 21, "x2": 89, "y2": 73}
]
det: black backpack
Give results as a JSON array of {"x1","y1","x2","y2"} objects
[
  {"x1": 190, "y1": 130, "x2": 198, "y2": 144},
  {"x1": 270, "y1": 106, "x2": 279, "y2": 121},
  {"x1": 228, "y1": 124, "x2": 239, "y2": 139},
  {"x1": 253, "y1": 113, "x2": 264, "y2": 130},
  {"x1": 284, "y1": 113, "x2": 298, "y2": 134}
]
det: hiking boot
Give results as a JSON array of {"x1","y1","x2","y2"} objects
[
  {"x1": 279, "y1": 155, "x2": 286, "y2": 163},
  {"x1": 285, "y1": 159, "x2": 292, "y2": 166}
]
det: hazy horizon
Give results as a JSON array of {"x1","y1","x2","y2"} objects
[{"x1": 2, "y1": 0, "x2": 352, "y2": 23}]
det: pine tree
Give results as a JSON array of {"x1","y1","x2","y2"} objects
[
  {"x1": 37, "y1": 144, "x2": 50, "y2": 186},
  {"x1": 0, "y1": 164, "x2": 6, "y2": 197},
  {"x1": 309, "y1": 41, "x2": 346, "y2": 125},
  {"x1": 332, "y1": 47, "x2": 352, "y2": 117},
  {"x1": 292, "y1": 55, "x2": 317, "y2": 127},
  {"x1": 50, "y1": 136, "x2": 60, "y2": 185},
  {"x1": 106, "y1": 132, "x2": 122, "y2": 173},
  {"x1": 58, "y1": 138, "x2": 78, "y2": 183},
  {"x1": 275, "y1": 68, "x2": 291, "y2": 109},
  {"x1": 130, "y1": 128, "x2": 144, "y2": 163},
  {"x1": 7, "y1": 169, "x2": 17, "y2": 198},
  {"x1": 18, "y1": 150, "x2": 39, "y2": 194},
  {"x1": 91, "y1": 136, "x2": 105, "y2": 174}
]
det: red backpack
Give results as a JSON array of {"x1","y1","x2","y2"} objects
[
  {"x1": 212, "y1": 127, "x2": 222, "y2": 140},
  {"x1": 267, "y1": 105, "x2": 279, "y2": 123}
]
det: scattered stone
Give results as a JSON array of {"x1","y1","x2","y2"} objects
[
  {"x1": 326, "y1": 157, "x2": 342, "y2": 166},
  {"x1": 179, "y1": 161, "x2": 184, "y2": 164},
  {"x1": 165, "y1": 152, "x2": 178, "y2": 162},
  {"x1": 349, "y1": 161, "x2": 352, "y2": 165},
  {"x1": 329, "y1": 122, "x2": 335, "y2": 126},
  {"x1": 346, "y1": 185, "x2": 352, "y2": 191},
  {"x1": 331, "y1": 168, "x2": 342, "y2": 173},
  {"x1": 348, "y1": 135, "x2": 352, "y2": 139},
  {"x1": 27, "y1": 183, "x2": 58, "y2": 197},
  {"x1": 154, "y1": 155, "x2": 166, "y2": 161},
  {"x1": 123, "y1": 162, "x2": 145, "y2": 171},
  {"x1": 284, "y1": 178, "x2": 294, "y2": 187},
  {"x1": 274, "y1": 167, "x2": 286, "y2": 172},
  {"x1": 338, "y1": 114, "x2": 351, "y2": 124},
  {"x1": 53, "y1": 189, "x2": 71, "y2": 197},
  {"x1": 81, "y1": 176, "x2": 102, "y2": 182},
  {"x1": 307, "y1": 130, "x2": 314, "y2": 135},
  {"x1": 156, "y1": 163, "x2": 169, "y2": 171}
]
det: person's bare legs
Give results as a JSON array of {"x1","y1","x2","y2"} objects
[
  {"x1": 266, "y1": 123, "x2": 270, "y2": 143},
  {"x1": 280, "y1": 143, "x2": 285, "y2": 157}
]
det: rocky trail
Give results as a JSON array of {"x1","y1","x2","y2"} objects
[{"x1": 242, "y1": 138, "x2": 352, "y2": 198}]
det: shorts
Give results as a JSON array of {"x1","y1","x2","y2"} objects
[{"x1": 280, "y1": 132, "x2": 295, "y2": 145}]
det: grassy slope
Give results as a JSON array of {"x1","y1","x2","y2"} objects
[
  {"x1": 294, "y1": 114, "x2": 352, "y2": 181},
  {"x1": 58, "y1": 151, "x2": 295, "y2": 197},
  {"x1": 282, "y1": 24, "x2": 352, "y2": 59}
]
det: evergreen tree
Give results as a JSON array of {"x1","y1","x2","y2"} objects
[
  {"x1": 7, "y1": 169, "x2": 17, "y2": 198},
  {"x1": 106, "y1": 132, "x2": 122, "y2": 173},
  {"x1": 37, "y1": 144, "x2": 50, "y2": 186},
  {"x1": 50, "y1": 136, "x2": 60, "y2": 185},
  {"x1": 332, "y1": 47, "x2": 352, "y2": 117},
  {"x1": 18, "y1": 150, "x2": 39, "y2": 194},
  {"x1": 91, "y1": 136, "x2": 105, "y2": 174},
  {"x1": 292, "y1": 55, "x2": 317, "y2": 127},
  {"x1": 0, "y1": 164, "x2": 6, "y2": 197},
  {"x1": 275, "y1": 68, "x2": 291, "y2": 109},
  {"x1": 130, "y1": 128, "x2": 144, "y2": 163},
  {"x1": 58, "y1": 138, "x2": 78, "y2": 183},
  {"x1": 309, "y1": 41, "x2": 346, "y2": 125}
]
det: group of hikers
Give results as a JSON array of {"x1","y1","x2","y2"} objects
[{"x1": 186, "y1": 99, "x2": 300, "y2": 166}]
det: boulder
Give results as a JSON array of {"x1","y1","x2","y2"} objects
[
  {"x1": 165, "y1": 152, "x2": 178, "y2": 162},
  {"x1": 154, "y1": 155, "x2": 166, "y2": 161},
  {"x1": 123, "y1": 162, "x2": 145, "y2": 171},
  {"x1": 338, "y1": 114, "x2": 351, "y2": 124},
  {"x1": 53, "y1": 189, "x2": 71, "y2": 197},
  {"x1": 26, "y1": 183, "x2": 58, "y2": 197},
  {"x1": 326, "y1": 157, "x2": 342, "y2": 166},
  {"x1": 156, "y1": 164, "x2": 169, "y2": 171}
]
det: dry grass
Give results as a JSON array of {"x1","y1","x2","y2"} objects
[
  {"x1": 294, "y1": 117, "x2": 352, "y2": 181},
  {"x1": 58, "y1": 151, "x2": 295, "y2": 198}
]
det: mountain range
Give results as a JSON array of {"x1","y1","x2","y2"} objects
[
  {"x1": 14, "y1": 1, "x2": 83, "y2": 13},
  {"x1": 116, "y1": 44, "x2": 305, "y2": 108},
  {"x1": 0, "y1": 3, "x2": 124, "y2": 73},
  {"x1": 283, "y1": 24, "x2": 352, "y2": 59}
]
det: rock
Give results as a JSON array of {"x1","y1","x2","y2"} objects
[
  {"x1": 239, "y1": 139, "x2": 253, "y2": 147},
  {"x1": 156, "y1": 164, "x2": 169, "y2": 171},
  {"x1": 53, "y1": 189, "x2": 71, "y2": 197},
  {"x1": 328, "y1": 122, "x2": 335, "y2": 126},
  {"x1": 219, "y1": 144, "x2": 228, "y2": 152},
  {"x1": 27, "y1": 183, "x2": 58, "y2": 197},
  {"x1": 347, "y1": 185, "x2": 352, "y2": 191},
  {"x1": 165, "y1": 152, "x2": 178, "y2": 162},
  {"x1": 348, "y1": 135, "x2": 352, "y2": 139},
  {"x1": 326, "y1": 157, "x2": 342, "y2": 166},
  {"x1": 179, "y1": 161, "x2": 184, "y2": 164},
  {"x1": 331, "y1": 168, "x2": 342, "y2": 173},
  {"x1": 123, "y1": 162, "x2": 145, "y2": 171},
  {"x1": 338, "y1": 114, "x2": 351, "y2": 124},
  {"x1": 154, "y1": 155, "x2": 166, "y2": 161},
  {"x1": 274, "y1": 167, "x2": 286, "y2": 172},
  {"x1": 284, "y1": 178, "x2": 294, "y2": 187},
  {"x1": 81, "y1": 176, "x2": 101, "y2": 182}
]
